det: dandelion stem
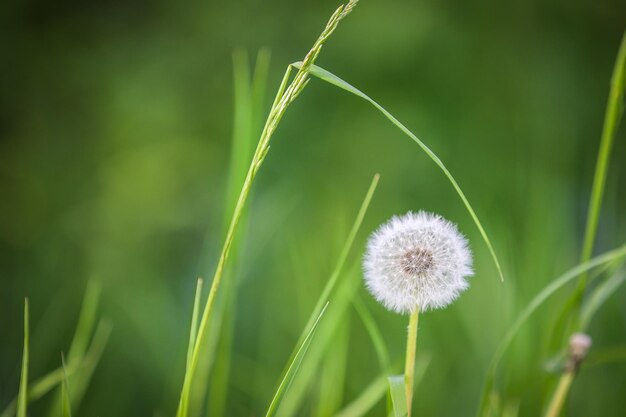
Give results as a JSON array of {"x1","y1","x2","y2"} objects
[
  {"x1": 544, "y1": 372, "x2": 574, "y2": 417},
  {"x1": 404, "y1": 308, "x2": 419, "y2": 416}
]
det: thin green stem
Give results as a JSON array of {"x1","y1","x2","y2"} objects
[
  {"x1": 575, "y1": 30, "x2": 626, "y2": 299},
  {"x1": 541, "y1": 29, "x2": 626, "y2": 417},
  {"x1": 17, "y1": 298, "x2": 29, "y2": 417},
  {"x1": 404, "y1": 309, "x2": 419, "y2": 416},
  {"x1": 544, "y1": 372, "x2": 574, "y2": 417}
]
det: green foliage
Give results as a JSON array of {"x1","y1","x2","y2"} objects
[
  {"x1": 17, "y1": 299, "x2": 29, "y2": 417},
  {"x1": 1, "y1": 286, "x2": 109, "y2": 417},
  {"x1": 2, "y1": 1, "x2": 626, "y2": 416},
  {"x1": 175, "y1": 5, "x2": 361, "y2": 414},
  {"x1": 60, "y1": 355, "x2": 72, "y2": 417},
  {"x1": 387, "y1": 375, "x2": 408, "y2": 417},
  {"x1": 265, "y1": 303, "x2": 329, "y2": 417},
  {"x1": 296, "y1": 63, "x2": 504, "y2": 282},
  {"x1": 478, "y1": 244, "x2": 626, "y2": 417}
]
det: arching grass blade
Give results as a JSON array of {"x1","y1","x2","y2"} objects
[{"x1": 294, "y1": 63, "x2": 504, "y2": 282}]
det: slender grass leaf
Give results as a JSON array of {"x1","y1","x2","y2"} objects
[
  {"x1": 292, "y1": 62, "x2": 504, "y2": 282},
  {"x1": 297, "y1": 174, "x2": 379, "y2": 347},
  {"x1": 206, "y1": 49, "x2": 271, "y2": 417},
  {"x1": 187, "y1": 278, "x2": 204, "y2": 370},
  {"x1": 577, "y1": 30, "x2": 626, "y2": 292},
  {"x1": 68, "y1": 320, "x2": 112, "y2": 414},
  {"x1": 501, "y1": 401, "x2": 520, "y2": 417},
  {"x1": 586, "y1": 345, "x2": 626, "y2": 367},
  {"x1": 336, "y1": 373, "x2": 388, "y2": 417},
  {"x1": 0, "y1": 321, "x2": 110, "y2": 417},
  {"x1": 478, "y1": 243, "x2": 626, "y2": 417},
  {"x1": 313, "y1": 317, "x2": 349, "y2": 417},
  {"x1": 178, "y1": 4, "x2": 360, "y2": 411},
  {"x1": 276, "y1": 265, "x2": 361, "y2": 417},
  {"x1": 48, "y1": 281, "x2": 102, "y2": 417},
  {"x1": 264, "y1": 302, "x2": 329, "y2": 417},
  {"x1": 176, "y1": 278, "x2": 204, "y2": 417},
  {"x1": 274, "y1": 176, "x2": 379, "y2": 417},
  {"x1": 17, "y1": 298, "x2": 29, "y2": 417},
  {"x1": 67, "y1": 281, "x2": 101, "y2": 364},
  {"x1": 580, "y1": 267, "x2": 626, "y2": 330},
  {"x1": 387, "y1": 375, "x2": 407, "y2": 417},
  {"x1": 385, "y1": 356, "x2": 429, "y2": 417},
  {"x1": 353, "y1": 295, "x2": 390, "y2": 370},
  {"x1": 60, "y1": 355, "x2": 72, "y2": 417},
  {"x1": 551, "y1": 31, "x2": 626, "y2": 354}
]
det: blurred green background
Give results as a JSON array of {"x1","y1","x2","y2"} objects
[{"x1": 1, "y1": 0, "x2": 625, "y2": 415}]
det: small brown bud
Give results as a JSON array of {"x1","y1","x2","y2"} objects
[{"x1": 566, "y1": 332, "x2": 592, "y2": 372}]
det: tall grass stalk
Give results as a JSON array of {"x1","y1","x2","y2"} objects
[
  {"x1": 576, "y1": 31, "x2": 626, "y2": 296},
  {"x1": 17, "y1": 299, "x2": 29, "y2": 417},
  {"x1": 207, "y1": 49, "x2": 270, "y2": 417},
  {"x1": 477, "y1": 243, "x2": 626, "y2": 417},
  {"x1": 543, "y1": 31, "x2": 626, "y2": 417},
  {"x1": 175, "y1": 2, "x2": 360, "y2": 415},
  {"x1": 544, "y1": 372, "x2": 574, "y2": 417}
]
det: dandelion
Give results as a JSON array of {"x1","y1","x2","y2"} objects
[
  {"x1": 363, "y1": 211, "x2": 473, "y2": 416},
  {"x1": 363, "y1": 211, "x2": 473, "y2": 314},
  {"x1": 568, "y1": 332, "x2": 592, "y2": 370},
  {"x1": 545, "y1": 333, "x2": 592, "y2": 417}
]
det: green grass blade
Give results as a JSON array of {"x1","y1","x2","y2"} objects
[
  {"x1": 580, "y1": 266, "x2": 626, "y2": 330},
  {"x1": 264, "y1": 302, "x2": 329, "y2": 417},
  {"x1": 67, "y1": 281, "x2": 101, "y2": 364},
  {"x1": 577, "y1": 30, "x2": 626, "y2": 292},
  {"x1": 0, "y1": 320, "x2": 109, "y2": 417},
  {"x1": 250, "y1": 48, "x2": 271, "y2": 145},
  {"x1": 335, "y1": 372, "x2": 388, "y2": 417},
  {"x1": 298, "y1": 174, "x2": 379, "y2": 346},
  {"x1": 346, "y1": 356, "x2": 427, "y2": 417},
  {"x1": 353, "y1": 295, "x2": 390, "y2": 370},
  {"x1": 206, "y1": 49, "x2": 271, "y2": 417},
  {"x1": 177, "y1": 4, "x2": 360, "y2": 411},
  {"x1": 586, "y1": 345, "x2": 626, "y2": 368},
  {"x1": 48, "y1": 281, "x2": 102, "y2": 417},
  {"x1": 387, "y1": 375, "x2": 407, "y2": 417},
  {"x1": 67, "y1": 320, "x2": 112, "y2": 412},
  {"x1": 177, "y1": 278, "x2": 204, "y2": 417},
  {"x1": 313, "y1": 317, "x2": 349, "y2": 417},
  {"x1": 17, "y1": 298, "x2": 29, "y2": 417},
  {"x1": 547, "y1": 31, "x2": 626, "y2": 359},
  {"x1": 186, "y1": 278, "x2": 204, "y2": 370},
  {"x1": 276, "y1": 264, "x2": 361, "y2": 417},
  {"x1": 477, "y1": 243, "x2": 626, "y2": 417},
  {"x1": 293, "y1": 63, "x2": 504, "y2": 282},
  {"x1": 60, "y1": 355, "x2": 72, "y2": 417},
  {"x1": 273, "y1": 176, "x2": 379, "y2": 416},
  {"x1": 224, "y1": 49, "x2": 254, "y2": 218}
]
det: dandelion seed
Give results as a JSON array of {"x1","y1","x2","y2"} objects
[{"x1": 363, "y1": 211, "x2": 473, "y2": 314}]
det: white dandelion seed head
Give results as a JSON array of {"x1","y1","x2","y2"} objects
[
  {"x1": 569, "y1": 333, "x2": 592, "y2": 359},
  {"x1": 363, "y1": 211, "x2": 473, "y2": 314}
]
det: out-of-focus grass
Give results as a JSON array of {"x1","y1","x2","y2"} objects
[
  {"x1": 17, "y1": 300, "x2": 28, "y2": 417},
  {"x1": 1, "y1": 0, "x2": 626, "y2": 416}
]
